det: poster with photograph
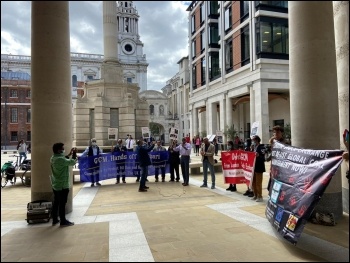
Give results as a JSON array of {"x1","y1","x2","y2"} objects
[
  {"x1": 142, "y1": 127, "x2": 150, "y2": 139},
  {"x1": 216, "y1": 131, "x2": 223, "y2": 144},
  {"x1": 250, "y1": 121, "x2": 259, "y2": 138},
  {"x1": 169, "y1": 127, "x2": 179, "y2": 140},
  {"x1": 108, "y1": 128, "x2": 118, "y2": 141}
]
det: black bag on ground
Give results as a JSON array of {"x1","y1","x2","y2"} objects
[
  {"x1": 26, "y1": 200, "x2": 52, "y2": 224},
  {"x1": 5, "y1": 166, "x2": 15, "y2": 181}
]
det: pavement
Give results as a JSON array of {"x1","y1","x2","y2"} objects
[{"x1": 1, "y1": 151, "x2": 349, "y2": 262}]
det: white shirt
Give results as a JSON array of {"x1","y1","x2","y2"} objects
[
  {"x1": 18, "y1": 143, "x2": 27, "y2": 153},
  {"x1": 125, "y1": 138, "x2": 135, "y2": 150}
]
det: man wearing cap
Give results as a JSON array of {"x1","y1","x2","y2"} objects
[{"x1": 81, "y1": 138, "x2": 103, "y2": 187}]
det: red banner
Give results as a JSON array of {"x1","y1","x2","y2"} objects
[{"x1": 221, "y1": 150, "x2": 256, "y2": 185}]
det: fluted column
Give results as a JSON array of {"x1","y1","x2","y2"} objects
[
  {"x1": 103, "y1": 1, "x2": 118, "y2": 63},
  {"x1": 289, "y1": 2, "x2": 342, "y2": 218},
  {"x1": 31, "y1": 1, "x2": 73, "y2": 212},
  {"x1": 333, "y1": 1, "x2": 349, "y2": 214}
]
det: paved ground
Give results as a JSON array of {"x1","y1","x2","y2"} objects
[{"x1": 1, "y1": 151, "x2": 349, "y2": 262}]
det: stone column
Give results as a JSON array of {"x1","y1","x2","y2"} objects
[
  {"x1": 103, "y1": 1, "x2": 118, "y2": 63},
  {"x1": 289, "y1": 2, "x2": 342, "y2": 218},
  {"x1": 192, "y1": 106, "x2": 199, "y2": 136},
  {"x1": 31, "y1": 2, "x2": 73, "y2": 211},
  {"x1": 333, "y1": 1, "x2": 349, "y2": 214},
  {"x1": 249, "y1": 86, "x2": 255, "y2": 134},
  {"x1": 219, "y1": 97, "x2": 226, "y2": 141}
]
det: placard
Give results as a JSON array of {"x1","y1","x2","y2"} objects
[{"x1": 108, "y1": 128, "x2": 118, "y2": 140}]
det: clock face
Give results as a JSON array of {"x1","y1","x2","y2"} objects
[{"x1": 123, "y1": 42, "x2": 135, "y2": 54}]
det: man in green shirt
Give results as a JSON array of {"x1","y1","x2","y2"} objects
[{"x1": 50, "y1": 142, "x2": 76, "y2": 227}]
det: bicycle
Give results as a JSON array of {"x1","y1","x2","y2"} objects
[
  {"x1": 8, "y1": 155, "x2": 21, "y2": 171},
  {"x1": 1, "y1": 155, "x2": 31, "y2": 188}
]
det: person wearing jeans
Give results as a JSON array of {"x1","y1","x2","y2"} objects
[
  {"x1": 200, "y1": 137, "x2": 216, "y2": 189},
  {"x1": 173, "y1": 138, "x2": 192, "y2": 186},
  {"x1": 136, "y1": 139, "x2": 155, "y2": 192}
]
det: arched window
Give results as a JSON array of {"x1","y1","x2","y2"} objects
[
  {"x1": 159, "y1": 105, "x2": 164, "y2": 115},
  {"x1": 72, "y1": 75, "x2": 78, "y2": 87},
  {"x1": 149, "y1": 105, "x2": 154, "y2": 115}
]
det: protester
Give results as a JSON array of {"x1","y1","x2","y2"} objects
[
  {"x1": 267, "y1": 125, "x2": 286, "y2": 191},
  {"x1": 50, "y1": 142, "x2": 76, "y2": 227},
  {"x1": 81, "y1": 138, "x2": 103, "y2": 187},
  {"x1": 213, "y1": 138, "x2": 219, "y2": 156},
  {"x1": 226, "y1": 141, "x2": 237, "y2": 192},
  {"x1": 200, "y1": 137, "x2": 216, "y2": 189},
  {"x1": 125, "y1": 134, "x2": 135, "y2": 152},
  {"x1": 17, "y1": 139, "x2": 27, "y2": 165},
  {"x1": 173, "y1": 137, "x2": 192, "y2": 186},
  {"x1": 250, "y1": 135, "x2": 265, "y2": 202},
  {"x1": 111, "y1": 139, "x2": 127, "y2": 184},
  {"x1": 241, "y1": 138, "x2": 254, "y2": 197},
  {"x1": 136, "y1": 139, "x2": 155, "y2": 192},
  {"x1": 195, "y1": 135, "x2": 201, "y2": 156},
  {"x1": 168, "y1": 139, "x2": 180, "y2": 182},
  {"x1": 152, "y1": 140, "x2": 167, "y2": 182}
]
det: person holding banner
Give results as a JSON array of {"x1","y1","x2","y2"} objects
[
  {"x1": 173, "y1": 138, "x2": 192, "y2": 186},
  {"x1": 111, "y1": 139, "x2": 127, "y2": 184},
  {"x1": 168, "y1": 139, "x2": 180, "y2": 182},
  {"x1": 200, "y1": 137, "x2": 216, "y2": 189},
  {"x1": 251, "y1": 135, "x2": 266, "y2": 202},
  {"x1": 136, "y1": 139, "x2": 155, "y2": 192},
  {"x1": 152, "y1": 140, "x2": 167, "y2": 182},
  {"x1": 81, "y1": 138, "x2": 103, "y2": 187},
  {"x1": 225, "y1": 141, "x2": 237, "y2": 192}
]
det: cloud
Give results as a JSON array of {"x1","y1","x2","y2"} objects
[{"x1": 1, "y1": 1, "x2": 189, "y2": 91}]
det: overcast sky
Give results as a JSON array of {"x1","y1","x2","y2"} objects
[{"x1": 1, "y1": 1, "x2": 190, "y2": 91}]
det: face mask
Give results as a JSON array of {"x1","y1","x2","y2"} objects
[
  {"x1": 91, "y1": 142, "x2": 97, "y2": 146},
  {"x1": 227, "y1": 146, "x2": 232, "y2": 150}
]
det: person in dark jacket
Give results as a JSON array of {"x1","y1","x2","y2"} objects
[
  {"x1": 168, "y1": 139, "x2": 180, "y2": 182},
  {"x1": 111, "y1": 139, "x2": 127, "y2": 184},
  {"x1": 81, "y1": 138, "x2": 103, "y2": 187},
  {"x1": 136, "y1": 139, "x2": 155, "y2": 192},
  {"x1": 250, "y1": 135, "x2": 266, "y2": 202}
]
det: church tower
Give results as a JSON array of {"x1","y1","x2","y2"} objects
[{"x1": 116, "y1": 1, "x2": 148, "y2": 92}]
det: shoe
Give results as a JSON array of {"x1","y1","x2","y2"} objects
[
  {"x1": 182, "y1": 183, "x2": 188, "y2": 186},
  {"x1": 143, "y1": 186, "x2": 149, "y2": 189},
  {"x1": 155, "y1": 178, "x2": 159, "y2": 182},
  {"x1": 91, "y1": 183, "x2": 95, "y2": 187},
  {"x1": 256, "y1": 197, "x2": 263, "y2": 202},
  {"x1": 248, "y1": 192, "x2": 254, "y2": 197},
  {"x1": 231, "y1": 186, "x2": 237, "y2": 192},
  {"x1": 169, "y1": 179, "x2": 175, "y2": 182},
  {"x1": 52, "y1": 219, "x2": 60, "y2": 226},
  {"x1": 138, "y1": 189, "x2": 147, "y2": 192},
  {"x1": 200, "y1": 184, "x2": 208, "y2": 188},
  {"x1": 136, "y1": 178, "x2": 140, "y2": 182},
  {"x1": 211, "y1": 185, "x2": 215, "y2": 189},
  {"x1": 122, "y1": 180, "x2": 126, "y2": 183},
  {"x1": 96, "y1": 182, "x2": 101, "y2": 186},
  {"x1": 226, "y1": 186, "x2": 232, "y2": 191},
  {"x1": 115, "y1": 181, "x2": 119, "y2": 184},
  {"x1": 243, "y1": 190, "x2": 250, "y2": 196},
  {"x1": 176, "y1": 179, "x2": 180, "y2": 182},
  {"x1": 251, "y1": 196, "x2": 257, "y2": 200},
  {"x1": 60, "y1": 220, "x2": 74, "y2": 227},
  {"x1": 146, "y1": 179, "x2": 149, "y2": 182}
]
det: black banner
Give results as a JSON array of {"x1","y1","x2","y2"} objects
[{"x1": 265, "y1": 141, "x2": 343, "y2": 245}]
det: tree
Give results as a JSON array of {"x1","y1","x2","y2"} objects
[
  {"x1": 223, "y1": 124, "x2": 238, "y2": 141},
  {"x1": 149, "y1": 123, "x2": 160, "y2": 136}
]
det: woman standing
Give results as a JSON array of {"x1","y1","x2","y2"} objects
[
  {"x1": 17, "y1": 139, "x2": 27, "y2": 165},
  {"x1": 250, "y1": 135, "x2": 265, "y2": 202},
  {"x1": 195, "y1": 135, "x2": 201, "y2": 156}
]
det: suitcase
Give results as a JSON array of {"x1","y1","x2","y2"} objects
[{"x1": 26, "y1": 200, "x2": 52, "y2": 224}]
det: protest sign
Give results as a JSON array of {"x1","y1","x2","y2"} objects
[
  {"x1": 142, "y1": 127, "x2": 150, "y2": 139},
  {"x1": 221, "y1": 150, "x2": 256, "y2": 185},
  {"x1": 108, "y1": 128, "x2": 118, "y2": 140},
  {"x1": 265, "y1": 141, "x2": 343, "y2": 245}
]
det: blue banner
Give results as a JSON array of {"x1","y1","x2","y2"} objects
[{"x1": 78, "y1": 151, "x2": 170, "y2": 182}]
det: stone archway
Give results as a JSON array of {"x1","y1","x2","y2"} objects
[{"x1": 149, "y1": 122, "x2": 165, "y2": 142}]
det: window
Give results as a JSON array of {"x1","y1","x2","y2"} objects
[
  {"x1": 255, "y1": 1, "x2": 288, "y2": 13},
  {"x1": 159, "y1": 105, "x2": 164, "y2": 115},
  {"x1": 208, "y1": 1, "x2": 219, "y2": 17},
  {"x1": 256, "y1": 17, "x2": 289, "y2": 59},
  {"x1": 11, "y1": 131, "x2": 18, "y2": 142},
  {"x1": 209, "y1": 52, "x2": 221, "y2": 81},
  {"x1": 127, "y1": 77, "x2": 132, "y2": 83},
  {"x1": 191, "y1": 15, "x2": 196, "y2": 33},
  {"x1": 224, "y1": 6, "x2": 232, "y2": 32},
  {"x1": 274, "y1": 119, "x2": 284, "y2": 127},
  {"x1": 10, "y1": 89, "x2": 18, "y2": 98},
  {"x1": 149, "y1": 105, "x2": 154, "y2": 115},
  {"x1": 191, "y1": 40, "x2": 196, "y2": 58},
  {"x1": 27, "y1": 131, "x2": 31, "y2": 142},
  {"x1": 72, "y1": 75, "x2": 78, "y2": 87},
  {"x1": 240, "y1": 1, "x2": 249, "y2": 22},
  {"x1": 87, "y1": 75, "x2": 94, "y2": 80},
  {"x1": 225, "y1": 39, "x2": 233, "y2": 73},
  {"x1": 208, "y1": 23, "x2": 220, "y2": 48},
  {"x1": 11, "y1": 108, "x2": 18, "y2": 123},
  {"x1": 200, "y1": 30, "x2": 205, "y2": 51},
  {"x1": 27, "y1": 108, "x2": 31, "y2": 123},
  {"x1": 201, "y1": 58, "x2": 206, "y2": 85},
  {"x1": 200, "y1": 4, "x2": 205, "y2": 24},
  {"x1": 192, "y1": 65, "x2": 197, "y2": 90},
  {"x1": 26, "y1": 90, "x2": 31, "y2": 98},
  {"x1": 241, "y1": 25, "x2": 250, "y2": 66},
  {"x1": 110, "y1": 108, "x2": 119, "y2": 128}
]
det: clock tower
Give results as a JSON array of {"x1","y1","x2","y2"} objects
[{"x1": 116, "y1": 1, "x2": 148, "y2": 91}]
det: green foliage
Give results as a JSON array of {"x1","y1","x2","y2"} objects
[
  {"x1": 149, "y1": 122, "x2": 160, "y2": 136},
  {"x1": 223, "y1": 124, "x2": 238, "y2": 140}
]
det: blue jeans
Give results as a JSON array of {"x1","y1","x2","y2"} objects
[
  {"x1": 180, "y1": 156, "x2": 190, "y2": 184},
  {"x1": 140, "y1": 166, "x2": 148, "y2": 189},
  {"x1": 203, "y1": 159, "x2": 215, "y2": 186},
  {"x1": 19, "y1": 152, "x2": 27, "y2": 164}
]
